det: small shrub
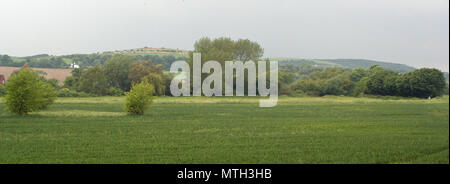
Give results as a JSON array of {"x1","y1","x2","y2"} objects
[
  {"x1": 108, "y1": 87, "x2": 124, "y2": 96},
  {"x1": 124, "y1": 81, "x2": 154, "y2": 115},
  {"x1": 5, "y1": 68, "x2": 56, "y2": 115}
]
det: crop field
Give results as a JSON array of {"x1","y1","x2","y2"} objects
[
  {"x1": 0, "y1": 96, "x2": 448, "y2": 164},
  {"x1": 0, "y1": 66, "x2": 72, "y2": 83}
]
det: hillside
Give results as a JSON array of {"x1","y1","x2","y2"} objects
[
  {"x1": 0, "y1": 49, "x2": 427, "y2": 74},
  {"x1": 1, "y1": 47, "x2": 189, "y2": 70},
  {"x1": 275, "y1": 58, "x2": 416, "y2": 73},
  {"x1": 104, "y1": 47, "x2": 189, "y2": 56}
]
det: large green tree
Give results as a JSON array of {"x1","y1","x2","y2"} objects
[
  {"x1": 191, "y1": 37, "x2": 264, "y2": 64},
  {"x1": 104, "y1": 56, "x2": 133, "y2": 91},
  {"x1": 349, "y1": 68, "x2": 367, "y2": 82},
  {"x1": 232, "y1": 39, "x2": 264, "y2": 61},
  {"x1": 365, "y1": 66, "x2": 399, "y2": 96},
  {"x1": 78, "y1": 66, "x2": 108, "y2": 96},
  {"x1": 128, "y1": 60, "x2": 163, "y2": 85},
  {"x1": 189, "y1": 37, "x2": 265, "y2": 95},
  {"x1": 142, "y1": 73, "x2": 165, "y2": 96},
  {"x1": 397, "y1": 68, "x2": 446, "y2": 98}
]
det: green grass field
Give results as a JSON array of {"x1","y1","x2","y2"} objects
[{"x1": 0, "y1": 96, "x2": 448, "y2": 164}]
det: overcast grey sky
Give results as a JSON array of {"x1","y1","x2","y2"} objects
[{"x1": 0, "y1": 0, "x2": 448, "y2": 71}]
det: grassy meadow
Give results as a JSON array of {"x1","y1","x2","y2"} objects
[{"x1": 0, "y1": 96, "x2": 448, "y2": 164}]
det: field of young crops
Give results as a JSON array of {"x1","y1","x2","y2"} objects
[{"x1": 0, "y1": 96, "x2": 448, "y2": 163}]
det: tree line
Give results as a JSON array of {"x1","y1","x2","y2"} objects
[
  {"x1": 58, "y1": 37, "x2": 265, "y2": 97},
  {"x1": 0, "y1": 54, "x2": 68, "y2": 68},
  {"x1": 61, "y1": 56, "x2": 169, "y2": 97},
  {"x1": 1, "y1": 37, "x2": 447, "y2": 99},
  {"x1": 185, "y1": 37, "x2": 447, "y2": 98},
  {"x1": 285, "y1": 65, "x2": 447, "y2": 98}
]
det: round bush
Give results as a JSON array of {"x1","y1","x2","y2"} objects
[
  {"x1": 5, "y1": 68, "x2": 56, "y2": 115},
  {"x1": 124, "y1": 81, "x2": 154, "y2": 115}
]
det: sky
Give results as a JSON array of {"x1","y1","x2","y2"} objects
[{"x1": 0, "y1": 0, "x2": 448, "y2": 71}]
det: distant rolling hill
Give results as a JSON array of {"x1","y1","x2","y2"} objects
[
  {"x1": 275, "y1": 58, "x2": 416, "y2": 73},
  {"x1": 0, "y1": 48, "x2": 427, "y2": 74},
  {"x1": 1, "y1": 47, "x2": 189, "y2": 70}
]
